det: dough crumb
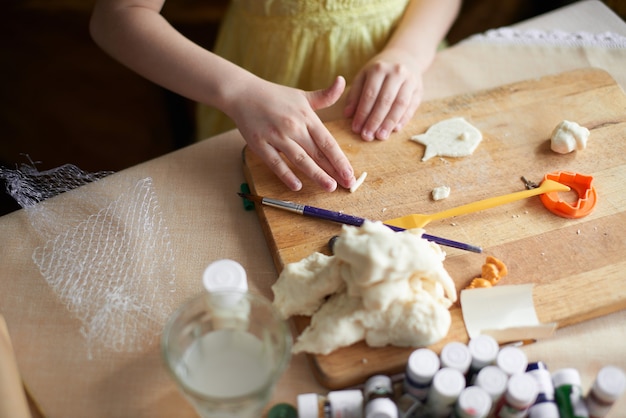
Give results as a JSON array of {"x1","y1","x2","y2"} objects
[
  {"x1": 411, "y1": 117, "x2": 483, "y2": 161},
  {"x1": 550, "y1": 120, "x2": 589, "y2": 154},
  {"x1": 350, "y1": 172, "x2": 367, "y2": 193},
  {"x1": 432, "y1": 185, "x2": 451, "y2": 201}
]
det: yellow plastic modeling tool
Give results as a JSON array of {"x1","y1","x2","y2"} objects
[{"x1": 385, "y1": 179, "x2": 570, "y2": 230}]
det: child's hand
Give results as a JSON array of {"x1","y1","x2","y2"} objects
[
  {"x1": 344, "y1": 49, "x2": 424, "y2": 141},
  {"x1": 230, "y1": 76, "x2": 356, "y2": 192}
]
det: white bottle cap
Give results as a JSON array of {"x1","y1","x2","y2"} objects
[
  {"x1": 297, "y1": 393, "x2": 322, "y2": 418},
  {"x1": 474, "y1": 365, "x2": 508, "y2": 401},
  {"x1": 456, "y1": 386, "x2": 493, "y2": 418},
  {"x1": 440, "y1": 341, "x2": 472, "y2": 374},
  {"x1": 505, "y1": 373, "x2": 539, "y2": 409},
  {"x1": 496, "y1": 346, "x2": 528, "y2": 376},
  {"x1": 406, "y1": 348, "x2": 440, "y2": 384},
  {"x1": 468, "y1": 334, "x2": 499, "y2": 370},
  {"x1": 431, "y1": 367, "x2": 466, "y2": 404},
  {"x1": 364, "y1": 375, "x2": 393, "y2": 401},
  {"x1": 327, "y1": 389, "x2": 364, "y2": 411},
  {"x1": 592, "y1": 365, "x2": 626, "y2": 403},
  {"x1": 365, "y1": 397, "x2": 398, "y2": 418},
  {"x1": 527, "y1": 363, "x2": 555, "y2": 400},
  {"x1": 528, "y1": 401, "x2": 560, "y2": 418},
  {"x1": 202, "y1": 259, "x2": 248, "y2": 307},
  {"x1": 552, "y1": 368, "x2": 581, "y2": 388}
]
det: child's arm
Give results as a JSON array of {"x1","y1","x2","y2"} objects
[
  {"x1": 90, "y1": 0, "x2": 355, "y2": 192},
  {"x1": 345, "y1": 0, "x2": 462, "y2": 141}
]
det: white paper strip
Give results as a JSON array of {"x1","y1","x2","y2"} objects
[{"x1": 460, "y1": 284, "x2": 556, "y2": 344}]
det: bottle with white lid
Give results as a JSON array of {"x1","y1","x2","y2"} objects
[
  {"x1": 298, "y1": 390, "x2": 364, "y2": 418},
  {"x1": 467, "y1": 334, "x2": 500, "y2": 383},
  {"x1": 528, "y1": 400, "x2": 560, "y2": 418},
  {"x1": 526, "y1": 361, "x2": 558, "y2": 417},
  {"x1": 202, "y1": 259, "x2": 250, "y2": 329},
  {"x1": 404, "y1": 348, "x2": 441, "y2": 402},
  {"x1": 424, "y1": 367, "x2": 467, "y2": 417},
  {"x1": 364, "y1": 375, "x2": 397, "y2": 418},
  {"x1": 365, "y1": 398, "x2": 398, "y2": 418},
  {"x1": 364, "y1": 375, "x2": 394, "y2": 403},
  {"x1": 454, "y1": 385, "x2": 493, "y2": 418},
  {"x1": 474, "y1": 365, "x2": 508, "y2": 414},
  {"x1": 493, "y1": 372, "x2": 539, "y2": 418},
  {"x1": 585, "y1": 365, "x2": 626, "y2": 418},
  {"x1": 327, "y1": 390, "x2": 364, "y2": 418},
  {"x1": 526, "y1": 362, "x2": 555, "y2": 404},
  {"x1": 297, "y1": 393, "x2": 331, "y2": 418},
  {"x1": 496, "y1": 346, "x2": 528, "y2": 377},
  {"x1": 552, "y1": 368, "x2": 589, "y2": 418},
  {"x1": 441, "y1": 341, "x2": 472, "y2": 376}
]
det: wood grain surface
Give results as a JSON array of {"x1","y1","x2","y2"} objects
[{"x1": 242, "y1": 68, "x2": 626, "y2": 389}]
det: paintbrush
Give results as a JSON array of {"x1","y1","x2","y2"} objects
[{"x1": 238, "y1": 193, "x2": 482, "y2": 253}]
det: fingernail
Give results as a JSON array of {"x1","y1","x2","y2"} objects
[
  {"x1": 291, "y1": 179, "x2": 302, "y2": 191},
  {"x1": 378, "y1": 129, "x2": 389, "y2": 140},
  {"x1": 362, "y1": 130, "x2": 374, "y2": 141}
]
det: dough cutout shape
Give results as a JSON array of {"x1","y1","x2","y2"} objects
[{"x1": 411, "y1": 117, "x2": 483, "y2": 161}]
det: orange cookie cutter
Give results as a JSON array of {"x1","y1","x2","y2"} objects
[{"x1": 539, "y1": 171, "x2": 597, "y2": 218}]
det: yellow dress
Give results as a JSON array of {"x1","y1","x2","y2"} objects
[{"x1": 197, "y1": 0, "x2": 411, "y2": 139}]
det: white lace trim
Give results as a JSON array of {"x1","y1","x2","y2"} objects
[{"x1": 466, "y1": 28, "x2": 626, "y2": 49}]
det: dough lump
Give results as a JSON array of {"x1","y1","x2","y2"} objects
[
  {"x1": 410, "y1": 117, "x2": 483, "y2": 162},
  {"x1": 550, "y1": 120, "x2": 589, "y2": 154},
  {"x1": 271, "y1": 221, "x2": 457, "y2": 355}
]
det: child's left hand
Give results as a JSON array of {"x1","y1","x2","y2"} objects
[{"x1": 343, "y1": 48, "x2": 424, "y2": 141}]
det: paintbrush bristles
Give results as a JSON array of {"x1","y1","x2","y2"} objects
[{"x1": 237, "y1": 192, "x2": 263, "y2": 203}]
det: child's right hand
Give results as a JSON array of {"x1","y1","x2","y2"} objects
[{"x1": 227, "y1": 76, "x2": 356, "y2": 192}]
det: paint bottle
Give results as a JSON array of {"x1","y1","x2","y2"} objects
[
  {"x1": 441, "y1": 341, "x2": 472, "y2": 376},
  {"x1": 526, "y1": 362, "x2": 558, "y2": 417},
  {"x1": 493, "y1": 372, "x2": 539, "y2": 418},
  {"x1": 268, "y1": 403, "x2": 298, "y2": 418},
  {"x1": 528, "y1": 400, "x2": 560, "y2": 418},
  {"x1": 404, "y1": 348, "x2": 441, "y2": 402},
  {"x1": 496, "y1": 346, "x2": 528, "y2": 377},
  {"x1": 364, "y1": 375, "x2": 394, "y2": 403},
  {"x1": 297, "y1": 393, "x2": 331, "y2": 418},
  {"x1": 362, "y1": 375, "x2": 398, "y2": 418},
  {"x1": 474, "y1": 365, "x2": 508, "y2": 415},
  {"x1": 365, "y1": 398, "x2": 398, "y2": 418},
  {"x1": 297, "y1": 390, "x2": 364, "y2": 418},
  {"x1": 454, "y1": 385, "x2": 493, "y2": 418},
  {"x1": 585, "y1": 365, "x2": 626, "y2": 418},
  {"x1": 424, "y1": 367, "x2": 467, "y2": 417},
  {"x1": 552, "y1": 368, "x2": 589, "y2": 418},
  {"x1": 467, "y1": 334, "x2": 500, "y2": 383}
]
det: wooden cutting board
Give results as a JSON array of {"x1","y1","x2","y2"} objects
[{"x1": 242, "y1": 68, "x2": 626, "y2": 389}]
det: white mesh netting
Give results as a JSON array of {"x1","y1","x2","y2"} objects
[{"x1": 0, "y1": 162, "x2": 176, "y2": 358}]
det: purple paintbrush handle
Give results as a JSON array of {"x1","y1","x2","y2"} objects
[{"x1": 303, "y1": 205, "x2": 367, "y2": 227}]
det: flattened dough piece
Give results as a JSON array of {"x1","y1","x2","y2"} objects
[{"x1": 411, "y1": 117, "x2": 483, "y2": 161}]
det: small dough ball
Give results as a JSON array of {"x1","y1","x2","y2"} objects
[
  {"x1": 432, "y1": 185, "x2": 451, "y2": 201},
  {"x1": 550, "y1": 120, "x2": 590, "y2": 154}
]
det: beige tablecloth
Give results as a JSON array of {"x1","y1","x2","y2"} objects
[{"x1": 1, "y1": 1, "x2": 625, "y2": 417}]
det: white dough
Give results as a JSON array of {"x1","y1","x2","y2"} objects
[
  {"x1": 272, "y1": 221, "x2": 457, "y2": 355},
  {"x1": 410, "y1": 117, "x2": 483, "y2": 161},
  {"x1": 432, "y1": 185, "x2": 451, "y2": 201},
  {"x1": 550, "y1": 120, "x2": 590, "y2": 154},
  {"x1": 349, "y1": 172, "x2": 367, "y2": 193}
]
